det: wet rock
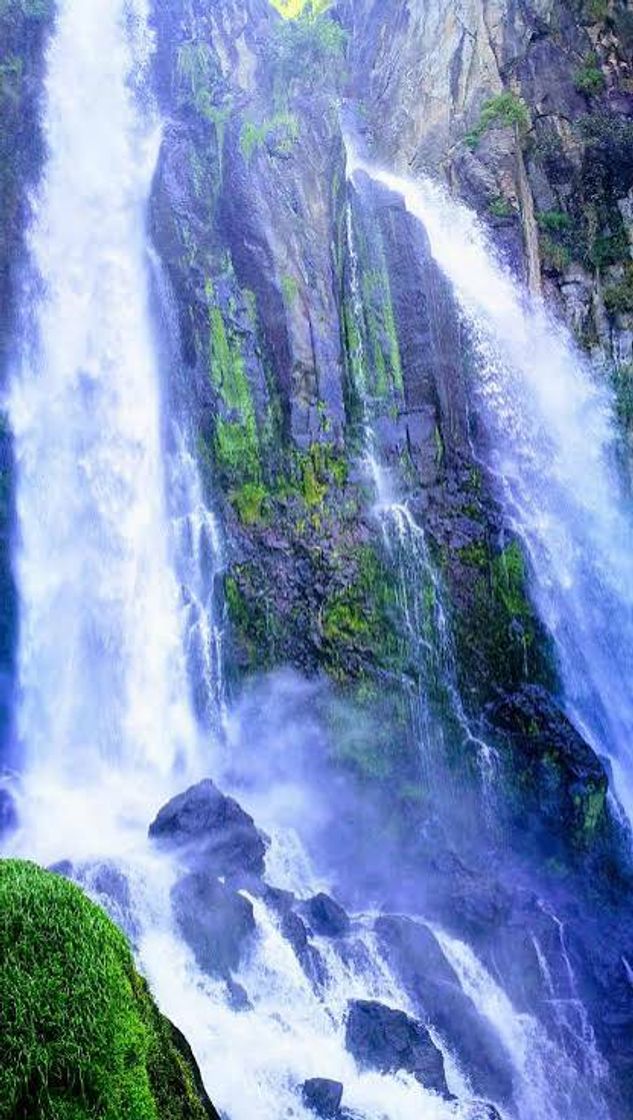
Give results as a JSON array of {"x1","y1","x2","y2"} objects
[
  {"x1": 375, "y1": 914, "x2": 514, "y2": 1105},
  {"x1": 345, "y1": 999, "x2": 448, "y2": 1097},
  {"x1": 301, "y1": 1078, "x2": 343, "y2": 1118},
  {"x1": 487, "y1": 685, "x2": 608, "y2": 843},
  {"x1": 150, "y1": 779, "x2": 267, "y2": 879},
  {"x1": 226, "y1": 977, "x2": 251, "y2": 1012},
  {"x1": 172, "y1": 871, "x2": 255, "y2": 978},
  {"x1": 301, "y1": 893, "x2": 350, "y2": 938},
  {"x1": 48, "y1": 859, "x2": 74, "y2": 879},
  {"x1": 0, "y1": 787, "x2": 17, "y2": 837}
]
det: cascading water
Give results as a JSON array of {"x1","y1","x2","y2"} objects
[
  {"x1": 0, "y1": 6, "x2": 521, "y2": 1119},
  {"x1": 9, "y1": 0, "x2": 201, "y2": 807},
  {"x1": 346, "y1": 152, "x2": 633, "y2": 826}
]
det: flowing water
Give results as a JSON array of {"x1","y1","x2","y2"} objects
[
  {"x1": 346, "y1": 151, "x2": 633, "y2": 825},
  {"x1": 0, "y1": 4, "x2": 619, "y2": 1118}
]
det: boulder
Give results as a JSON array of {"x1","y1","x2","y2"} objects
[
  {"x1": 172, "y1": 871, "x2": 255, "y2": 978},
  {"x1": 150, "y1": 780, "x2": 267, "y2": 879},
  {"x1": 301, "y1": 892, "x2": 350, "y2": 938},
  {"x1": 301, "y1": 1078, "x2": 343, "y2": 1118},
  {"x1": 345, "y1": 999, "x2": 448, "y2": 1097}
]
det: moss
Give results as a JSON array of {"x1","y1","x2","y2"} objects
[
  {"x1": 322, "y1": 543, "x2": 403, "y2": 679},
  {"x1": 225, "y1": 568, "x2": 283, "y2": 671},
  {"x1": 574, "y1": 58, "x2": 606, "y2": 95},
  {"x1": 489, "y1": 196, "x2": 514, "y2": 218},
  {"x1": 269, "y1": 3, "x2": 347, "y2": 97},
  {"x1": 239, "y1": 112, "x2": 299, "y2": 162},
  {"x1": 0, "y1": 860, "x2": 215, "y2": 1120},
  {"x1": 540, "y1": 236, "x2": 572, "y2": 273},
  {"x1": 465, "y1": 92, "x2": 530, "y2": 150},
  {"x1": 281, "y1": 273, "x2": 299, "y2": 306},
  {"x1": 230, "y1": 482, "x2": 269, "y2": 526},
  {"x1": 207, "y1": 300, "x2": 260, "y2": 486},
  {"x1": 604, "y1": 266, "x2": 633, "y2": 316}
]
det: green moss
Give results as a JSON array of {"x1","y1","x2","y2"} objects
[
  {"x1": 489, "y1": 196, "x2": 514, "y2": 218},
  {"x1": 230, "y1": 481, "x2": 269, "y2": 526},
  {"x1": 207, "y1": 300, "x2": 260, "y2": 486},
  {"x1": 0, "y1": 860, "x2": 214, "y2": 1120},
  {"x1": 574, "y1": 59, "x2": 606, "y2": 95},
  {"x1": 465, "y1": 92, "x2": 530, "y2": 150},
  {"x1": 604, "y1": 266, "x2": 633, "y2": 315},
  {"x1": 269, "y1": 3, "x2": 347, "y2": 96},
  {"x1": 281, "y1": 273, "x2": 299, "y2": 306},
  {"x1": 239, "y1": 112, "x2": 299, "y2": 161},
  {"x1": 322, "y1": 543, "x2": 403, "y2": 678}
]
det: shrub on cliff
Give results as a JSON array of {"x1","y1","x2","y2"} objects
[{"x1": 0, "y1": 859, "x2": 217, "y2": 1120}]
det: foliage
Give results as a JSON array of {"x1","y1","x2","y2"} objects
[
  {"x1": 269, "y1": 3, "x2": 347, "y2": 93},
  {"x1": 574, "y1": 60, "x2": 605, "y2": 95},
  {"x1": 0, "y1": 860, "x2": 213, "y2": 1120},
  {"x1": 465, "y1": 92, "x2": 530, "y2": 150},
  {"x1": 239, "y1": 112, "x2": 299, "y2": 162},
  {"x1": 207, "y1": 301, "x2": 260, "y2": 486},
  {"x1": 489, "y1": 196, "x2": 513, "y2": 218},
  {"x1": 269, "y1": 0, "x2": 331, "y2": 16},
  {"x1": 604, "y1": 267, "x2": 633, "y2": 315}
]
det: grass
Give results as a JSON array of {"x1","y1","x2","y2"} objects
[{"x1": 0, "y1": 860, "x2": 214, "y2": 1120}]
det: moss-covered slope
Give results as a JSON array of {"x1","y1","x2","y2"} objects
[{"x1": 0, "y1": 860, "x2": 218, "y2": 1120}]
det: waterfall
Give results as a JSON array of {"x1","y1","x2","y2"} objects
[
  {"x1": 346, "y1": 152, "x2": 633, "y2": 824},
  {"x1": 6, "y1": 0, "x2": 220, "y2": 854},
  {"x1": 0, "y1": 4, "x2": 621, "y2": 1118}
]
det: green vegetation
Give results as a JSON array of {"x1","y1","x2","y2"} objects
[
  {"x1": 269, "y1": 0, "x2": 331, "y2": 16},
  {"x1": 0, "y1": 860, "x2": 213, "y2": 1120},
  {"x1": 465, "y1": 92, "x2": 530, "y2": 150},
  {"x1": 574, "y1": 57, "x2": 606, "y2": 95},
  {"x1": 604, "y1": 265, "x2": 633, "y2": 315},
  {"x1": 269, "y1": 2, "x2": 347, "y2": 94},
  {"x1": 239, "y1": 112, "x2": 299, "y2": 162},
  {"x1": 489, "y1": 196, "x2": 514, "y2": 219},
  {"x1": 207, "y1": 299, "x2": 261, "y2": 488},
  {"x1": 322, "y1": 543, "x2": 403, "y2": 678}
]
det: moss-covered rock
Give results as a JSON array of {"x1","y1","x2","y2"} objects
[{"x1": 0, "y1": 860, "x2": 218, "y2": 1120}]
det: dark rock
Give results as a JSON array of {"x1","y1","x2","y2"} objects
[
  {"x1": 487, "y1": 685, "x2": 608, "y2": 843},
  {"x1": 345, "y1": 999, "x2": 448, "y2": 1097},
  {"x1": 374, "y1": 915, "x2": 514, "y2": 1105},
  {"x1": 172, "y1": 871, "x2": 255, "y2": 978},
  {"x1": 301, "y1": 893, "x2": 350, "y2": 938},
  {"x1": 301, "y1": 1078, "x2": 343, "y2": 1118},
  {"x1": 282, "y1": 909, "x2": 309, "y2": 955},
  {"x1": 226, "y1": 977, "x2": 251, "y2": 1012},
  {"x1": 88, "y1": 861, "x2": 131, "y2": 912},
  {"x1": 48, "y1": 859, "x2": 74, "y2": 879},
  {"x1": 0, "y1": 787, "x2": 17, "y2": 837},
  {"x1": 150, "y1": 779, "x2": 267, "y2": 879}
]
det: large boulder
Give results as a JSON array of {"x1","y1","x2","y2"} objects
[
  {"x1": 172, "y1": 871, "x2": 255, "y2": 978},
  {"x1": 345, "y1": 999, "x2": 448, "y2": 1097},
  {"x1": 301, "y1": 1078, "x2": 344, "y2": 1118},
  {"x1": 301, "y1": 893, "x2": 350, "y2": 938},
  {"x1": 149, "y1": 779, "x2": 267, "y2": 879}
]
